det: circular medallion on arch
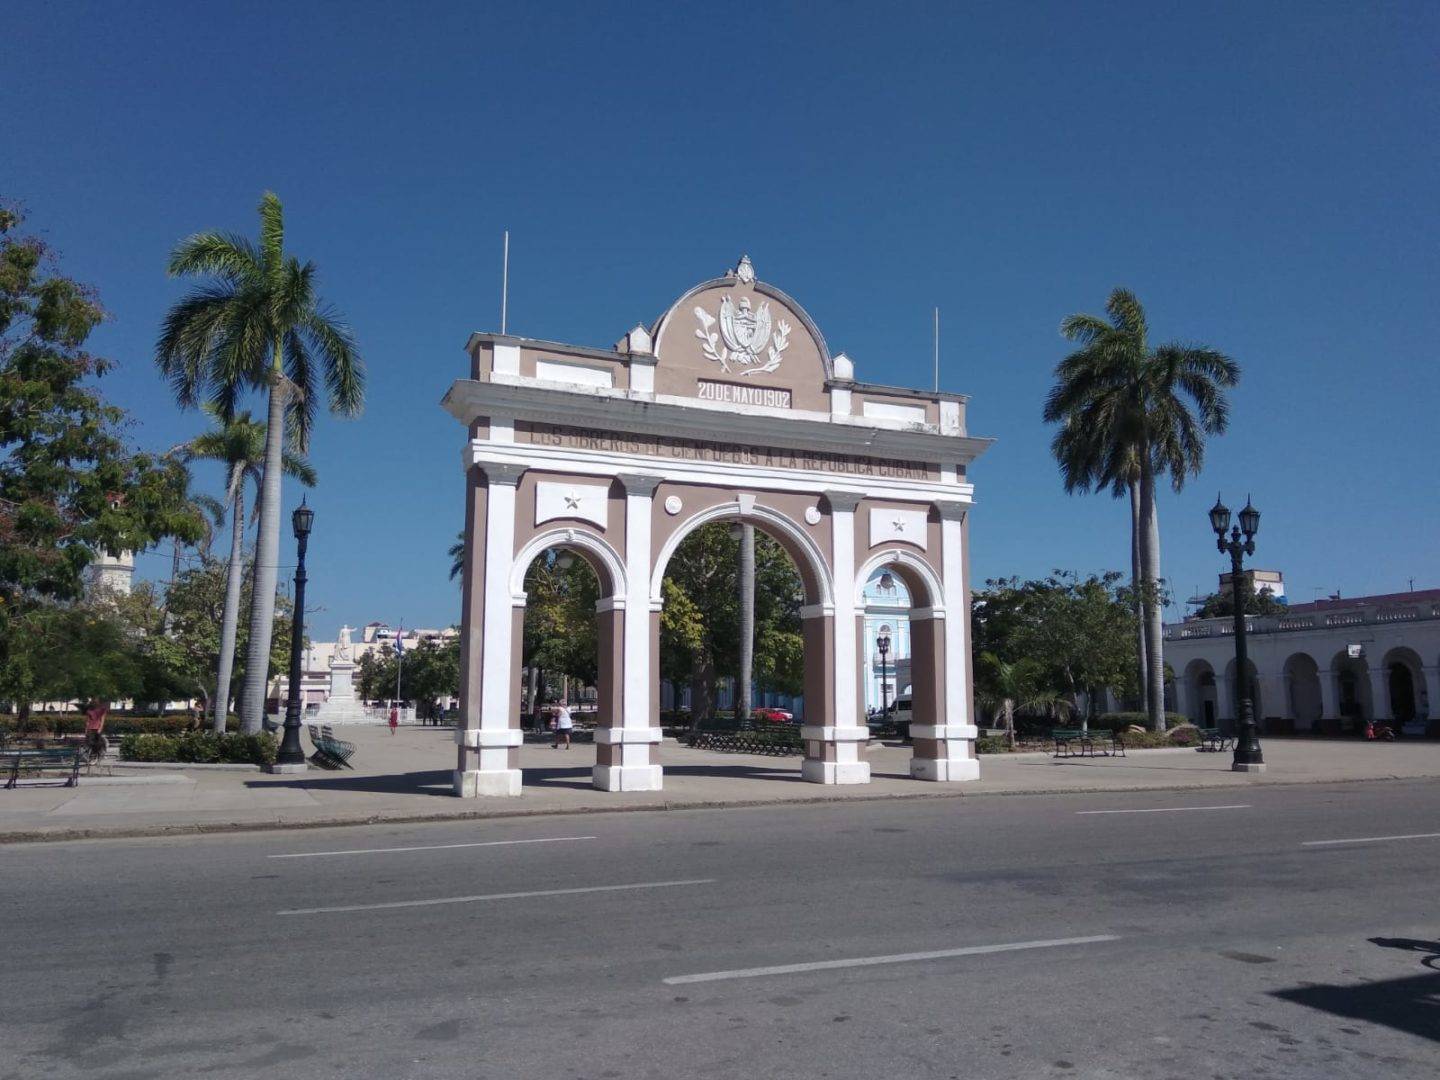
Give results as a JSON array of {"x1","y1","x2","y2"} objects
[
  {"x1": 664, "y1": 495, "x2": 683, "y2": 516},
  {"x1": 804, "y1": 506, "x2": 822, "y2": 526}
]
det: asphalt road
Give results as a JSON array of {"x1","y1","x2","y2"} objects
[{"x1": 3, "y1": 781, "x2": 1438, "y2": 1079}]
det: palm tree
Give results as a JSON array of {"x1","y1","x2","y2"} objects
[
  {"x1": 157, "y1": 192, "x2": 363, "y2": 732},
  {"x1": 1043, "y1": 288, "x2": 1239, "y2": 731},
  {"x1": 737, "y1": 523, "x2": 755, "y2": 720},
  {"x1": 172, "y1": 406, "x2": 316, "y2": 730},
  {"x1": 449, "y1": 532, "x2": 464, "y2": 582},
  {"x1": 976, "y1": 652, "x2": 1068, "y2": 748}
]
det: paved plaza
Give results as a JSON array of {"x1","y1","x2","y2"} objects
[{"x1": 3, "y1": 727, "x2": 1439, "y2": 841}]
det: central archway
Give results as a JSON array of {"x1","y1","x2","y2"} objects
[{"x1": 651, "y1": 496, "x2": 851, "y2": 782}]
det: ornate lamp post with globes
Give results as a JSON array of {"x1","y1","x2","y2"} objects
[
  {"x1": 270, "y1": 499, "x2": 314, "y2": 773},
  {"x1": 1210, "y1": 494, "x2": 1266, "y2": 773},
  {"x1": 876, "y1": 627, "x2": 892, "y2": 722}
]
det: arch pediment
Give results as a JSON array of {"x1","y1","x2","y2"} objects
[{"x1": 649, "y1": 256, "x2": 834, "y2": 410}]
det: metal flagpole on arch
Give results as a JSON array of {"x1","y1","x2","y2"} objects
[
  {"x1": 393, "y1": 626, "x2": 404, "y2": 719},
  {"x1": 500, "y1": 231, "x2": 509, "y2": 335},
  {"x1": 933, "y1": 307, "x2": 939, "y2": 392}
]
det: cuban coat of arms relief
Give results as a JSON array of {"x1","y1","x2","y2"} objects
[{"x1": 693, "y1": 256, "x2": 791, "y2": 375}]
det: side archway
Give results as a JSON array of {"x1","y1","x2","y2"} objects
[
  {"x1": 1283, "y1": 652, "x2": 1324, "y2": 732},
  {"x1": 511, "y1": 527, "x2": 627, "y2": 603}
]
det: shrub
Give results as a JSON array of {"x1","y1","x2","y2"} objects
[
  {"x1": 1096, "y1": 711, "x2": 1188, "y2": 733},
  {"x1": 119, "y1": 732, "x2": 277, "y2": 765},
  {"x1": 0, "y1": 714, "x2": 239, "y2": 737},
  {"x1": 975, "y1": 735, "x2": 1010, "y2": 754}
]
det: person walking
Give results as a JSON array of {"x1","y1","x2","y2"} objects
[
  {"x1": 552, "y1": 702, "x2": 574, "y2": 750},
  {"x1": 388, "y1": 703, "x2": 399, "y2": 736}
]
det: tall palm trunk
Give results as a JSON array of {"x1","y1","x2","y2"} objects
[
  {"x1": 239, "y1": 363, "x2": 287, "y2": 733},
  {"x1": 1128, "y1": 479, "x2": 1147, "y2": 708},
  {"x1": 1138, "y1": 454, "x2": 1166, "y2": 732},
  {"x1": 738, "y1": 523, "x2": 755, "y2": 720},
  {"x1": 212, "y1": 463, "x2": 247, "y2": 732}
]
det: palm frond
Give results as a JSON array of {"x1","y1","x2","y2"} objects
[
  {"x1": 1105, "y1": 288, "x2": 1148, "y2": 344},
  {"x1": 283, "y1": 329, "x2": 318, "y2": 452},
  {"x1": 281, "y1": 450, "x2": 318, "y2": 487},
  {"x1": 305, "y1": 307, "x2": 365, "y2": 417},
  {"x1": 167, "y1": 232, "x2": 262, "y2": 283},
  {"x1": 258, "y1": 192, "x2": 285, "y2": 277}
]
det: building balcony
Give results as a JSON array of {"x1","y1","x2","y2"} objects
[{"x1": 1166, "y1": 601, "x2": 1440, "y2": 641}]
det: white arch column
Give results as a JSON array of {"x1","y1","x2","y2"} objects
[
  {"x1": 455, "y1": 462, "x2": 525, "y2": 797},
  {"x1": 1422, "y1": 666, "x2": 1440, "y2": 721},
  {"x1": 595, "y1": 474, "x2": 664, "y2": 791},
  {"x1": 1368, "y1": 664, "x2": 1391, "y2": 721},
  {"x1": 802, "y1": 492, "x2": 869, "y2": 784},
  {"x1": 911, "y1": 501, "x2": 978, "y2": 781},
  {"x1": 1172, "y1": 678, "x2": 1189, "y2": 724}
]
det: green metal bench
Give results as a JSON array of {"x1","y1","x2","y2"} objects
[
  {"x1": 4, "y1": 745, "x2": 82, "y2": 789},
  {"x1": 307, "y1": 725, "x2": 355, "y2": 770},
  {"x1": 1197, "y1": 727, "x2": 1234, "y2": 752},
  {"x1": 688, "y1": 728, "x2": 803, "y2": 756},
  {"x1": 1051, "y1": 728, "x2": 1126, "y2": 758}
]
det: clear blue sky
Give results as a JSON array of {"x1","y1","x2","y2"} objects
[{"x1": 6, "y1": 1, "x2": 1437, "y2": 633}]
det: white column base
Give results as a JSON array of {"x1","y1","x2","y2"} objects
[
  {"x1": 911, "y1": 755, "x2": 980, "y2": 782},
  {"x1": 592, "y1": 764, "x2": 663, "y2": 792},
  {"x1": 801, "y1": 759, "x2": 871, "y2": 785},
  {"x1": 1231, "y1": 762, "x2": 1267, "y2": 774},
  {"x1": 453, "y1": 768, "x2": 523, "y2": 797}
]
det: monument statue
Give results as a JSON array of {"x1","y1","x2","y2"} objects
[{"x1": 334, "y1": 624, "x2": 354, "y2": 663}]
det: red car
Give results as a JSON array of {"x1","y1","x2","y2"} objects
[{"x1": 753, "y1": 707, "x2": 795, "y2": 723}]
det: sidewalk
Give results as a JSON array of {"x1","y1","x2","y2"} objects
[{"x1": 2, "y1": 726, "x2": 1437, "y2": 842}]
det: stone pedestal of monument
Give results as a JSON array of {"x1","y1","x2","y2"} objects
[{"x1": 313, "y1": 625, "x2": 375, "y2": 724}]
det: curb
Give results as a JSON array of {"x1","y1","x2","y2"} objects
[
  {"x1": 0, "y1": 771, "x2": 1432, "y2": 846},
  {"x1": 106, "y1": 761, "x2": 262, "y2": 772}
]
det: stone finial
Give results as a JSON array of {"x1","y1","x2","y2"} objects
[{"x1": 729, "y1": 255, "x2": 755, "y2": 284}]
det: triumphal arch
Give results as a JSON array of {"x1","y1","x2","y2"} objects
[{"x1": 442, "y1": 257, "x2": 992, "y2": 797}]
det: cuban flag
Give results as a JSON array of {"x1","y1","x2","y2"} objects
[{"x1": 394, "y1": 627, "x2": 404, "y2": 656}]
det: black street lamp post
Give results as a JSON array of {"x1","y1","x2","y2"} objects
[
  {"x1": 1210, "y1": 494, "x2": 1266, "y2": 773},
  {"x1": 876, "y1": 629, "x2": 892, "y2": 721},
  {"x1": 273, "y1": 499, "x2": 314, "y2": 772}
]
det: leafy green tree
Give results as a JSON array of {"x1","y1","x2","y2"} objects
[
  {"x1": 357, "y1": 636, "x2": 459, "y2": 718},
  {"x1": 1043, "y1": 288, "x2": 1239, "y2": 731},
  {"x1": 160, "y1": 558, "x2": 295, "y2": 719},
  {"x1": 658, "y1": 523, "x2": 804, "y2": 723},
  {"x1": 171, "y1": 406, "x2": 314, "y2": 729},
  {"x1": 0, "y1": 206, "x2": 203, "y2": 720},
  {"x1": 976, "y1": 652, "x2": 1068, "y2": 748},
  {"x1": 157, "y1": 192, "x2": 364, "y2": 732},
  {"x1": 973, "y1": 571, "x2": 1139, "y2": 726},
  {"x1": 523, "y1": 553, "x2": 600, "y2": 704},
  {"x1": 1193, "y1": 584, "x2": 1285, "y2": 619},
  {"x1": 2, "y1": 603, "x2": 143, "y2": 711}
]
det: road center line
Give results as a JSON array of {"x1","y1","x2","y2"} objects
[
  {"x1": 278, "y1": 878, "x2": 714, "y2": 916},
  {"x1": 1302, "y1": 832, "x2": 1440, "y2": 847},
  {"x1": 662, "y1": 935, "x2": 1121, "y2": 985},
  {"x1": 269, "y1": 836, "x2": 597, "y2": 859},
  {"x1": 1076, "y1": 805, "x2": 1251, "y2": 815}
]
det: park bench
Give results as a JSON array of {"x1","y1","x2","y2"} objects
[
  {"x1": 688, "y1": 727, "x2": 802, "y2": 756},
  {"x1": 1051, "y1": 728, "x2": 1126, "y2": 758},
  {"x1": 4, "y1": 744, "x2": 82, "y2": 789},
  {"x1": 306, "y1": 725, "x2": 355, "y2": 770},
  {"x1": 1197, "y1": 727, "x2": 1234, "y2": 752}
]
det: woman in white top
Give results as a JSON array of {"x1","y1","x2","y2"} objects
[{"x1": 552, "y1": 704, "x2": 574, "y2": 749}]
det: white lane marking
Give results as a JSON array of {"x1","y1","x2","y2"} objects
[
  {"x1": 1076, "y1": 805, "x2": 1251, "y2": 815},
  {"x1": 269, "y1": 836, "x2": 597, "y2": 859},
  {"x1": 662, "y1": 935, "x2": 1121, "y2": 985},
  {"x1": 279, "y1": 878, "x2": 714, "y2": 916},
  {"x1": 1302, "y1": 832, "x2": 1440, "y2": 847}
]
